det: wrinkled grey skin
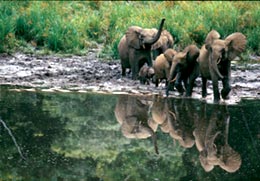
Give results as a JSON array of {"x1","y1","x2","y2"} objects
[
  {"x1": 198, "y1": 30, "x2": 247, "y2": 103},
  {"x1": 114, "y1": 94, "x2": 159, "y2": 154},
  {"x1": 166, "y1": 45, "x2": 200, "y2": 97},
  {"x1": 118, "y1": 19, "x2": 165, "y2": 80}
]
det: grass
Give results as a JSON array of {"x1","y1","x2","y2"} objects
[{"x1": 0, "y1": 1, "x2": 259, "y2": 59}]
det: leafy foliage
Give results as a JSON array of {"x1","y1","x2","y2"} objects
[{"x1": 0, "y1": 1, "x2": 259, "y2": 57}]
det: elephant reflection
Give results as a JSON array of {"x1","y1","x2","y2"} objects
[
  {"x1": 150, "y1": 96, "x2": 241, "y2": 173},
  {"x1": 114, "y1": 94, "x2": 159, "y2": 154},
  {"x1": 150, "y1": 96, "x2": 195, "y2": 148},
  {"x1": 193, "y1": 103, "x2": 241, "y2": 173}
]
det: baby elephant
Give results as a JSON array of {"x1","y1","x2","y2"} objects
[
  {"x1": 166, "y1": 45, "x2": 200, "y2": 97},
  {"x1": 153, "y1": 48, "x2": 177, "y2": 87},
  {"x1": 138, "y1": 64, "x2": 155, "y2": 85}
]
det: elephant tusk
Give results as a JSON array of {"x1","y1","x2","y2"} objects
[
  {"x1": 169, "y1": 76, "x2": 177, "y2": 83},
  {"x1": 217, "y1": 58, "x2": 221, "y2": 65}
]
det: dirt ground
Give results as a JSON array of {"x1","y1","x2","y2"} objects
[{"x1": 0, "y1": 47, "x2": 259, "y2": 104}]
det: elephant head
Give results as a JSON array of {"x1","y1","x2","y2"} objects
[
  {"x1": 114, "y1": 94, "x2": 159, "y2": 154},
  {"x1": 126, "y1": 19, "x2": 165, "y2": 50},
  {"x1": 205, "y1": 30, "x2": 247, "y2": 79}
]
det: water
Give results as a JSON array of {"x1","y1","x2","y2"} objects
[{"x1": 0, "y1": 85, "x2": 259, "y2": 180}]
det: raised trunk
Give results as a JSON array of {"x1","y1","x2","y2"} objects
[
  {"x1": 144, "y1": 18, "x2": 165, "y2": 45},
  {"x1": 210, "y1": 53, "x2": 224, "y2": 79}
]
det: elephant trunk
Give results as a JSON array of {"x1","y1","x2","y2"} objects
[
  {"x1": 144, "y1": 18, "x2": 165, "y2": 45},
  {"x1": 145, "y1": 126, "x2": 159, "y2": 154},
  {"x1": 210, "y1": 53, "x2": 224, "y2": 79}
]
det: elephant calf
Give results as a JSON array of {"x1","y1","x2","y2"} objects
[
  {"x1": 166, "y1": 45, "x2": 200, "y2": 97},
  {"x1": 198, "y1": 30, "x2": 247, "y2": 103},
  {"x1": 152, "y1": 48, "x2": 177, "y2": 87},
  {"x1": 138, "y1": 63, "x2": 155, "y2": 85}
]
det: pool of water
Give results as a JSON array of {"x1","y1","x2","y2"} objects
[{"x1": 0, "y1": 85, "x2": 259, "y2": 180}]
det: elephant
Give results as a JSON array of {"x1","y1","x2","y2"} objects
[
  {"x1": 114, "y1": 94, "x2": 159, "y2": 154},
  {"x1": 197, "y1": 30, "x2": 247, "y2": 103},
  {"x1": 167, "y1": 98, "x2": 195, "y2": 148},
  {"x1": 193, "y1": 103, "x2": 241, "y2": 173},
  {"x1": 166, "y1": 45, "x2": 200, "y2": 97},
  {"x1": 118, "y1": 18, "x2": 165, "y2": 80},
  {"x1": 151, "y1": 30, "x2": 175, "y2": 60},
  {"x1": 138, "y1": 63, "x2": 155, "y2": 85},
  {"x1": 150, "y1": 96, "x2": 195, "y2": 148},
  {"x1": 152, "y1": 48, "x2": 177, "y2": 87}
]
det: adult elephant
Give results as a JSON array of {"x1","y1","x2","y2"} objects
[
  {"x1": 118, "y1": 18, "x2": 165, "y2": 80},
  {"x1": 114, "y1": 94, "x2": 159, "y2": 154},
  {"x1": 166, "y1": 45, "x2": 200, "y2": 97},
  {"x1": 151, "y1": 29, "x2": 174, "y2": 60},
  {"x1": 198, "y1": 30, "x2": 247, "y2": 103},
  {"x1": 193, "y1": 103, "x2": 241, "y2": 173}
]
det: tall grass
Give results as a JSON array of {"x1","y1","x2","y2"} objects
[{"x1": 0, "y1": 1, "x2": 259, "y2": 58}]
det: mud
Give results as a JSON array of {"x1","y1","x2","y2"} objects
[{"x1": 0, "y1": 47, "x2": 260, "y2": 104}]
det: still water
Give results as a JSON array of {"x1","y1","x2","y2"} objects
[{"x1": 0, "y1": 85, "x2": 259, "y2": 180}]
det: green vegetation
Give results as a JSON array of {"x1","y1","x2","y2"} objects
[{"x1": 0, "y1": 1, "x2": 259, "y2": 58}]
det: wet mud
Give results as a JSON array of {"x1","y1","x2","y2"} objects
[{"x1": 0, "y1": 49, "x2": 259, "y2": 104}]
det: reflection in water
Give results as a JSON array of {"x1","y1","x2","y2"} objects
[
  {"x1": 0, "y1": 118, "x2": 25, "y2": 160},
  {"x1": 193, "y1": 103, "x2": 241, "y2": 173},
  {"x1": 114, "y1": 94, "x2": 242, "y2": 173},
  {"x1": 0, "y1": 86, "x2": 259, "y2": 180},
  {"x1": 114, "y1": 94, "x2": 159, "y2": 154}
]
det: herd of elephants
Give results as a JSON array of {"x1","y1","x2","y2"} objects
[
  {"x1": 114, "y1": 94, "x2": 241, "y2": 173},
  {"x1": 117, "y1": 18, "x2": 247, "y2": 103}
]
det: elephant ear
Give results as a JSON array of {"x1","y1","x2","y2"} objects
[
  {"x1": 225, "y1": 32, "x2": 247, "y2": 60},
  {"x1": 126, "y1": 26, "x2": 143, "y2": 49},
  {"x1": 173, "y1": 51, "x2": 187, "y2": 65},
  {"x1": 219, "y1": 144, "x2": 242, "y2": 173},
  {"x1": 205, "y1": 30, "x2": 220, "y2": 50}
]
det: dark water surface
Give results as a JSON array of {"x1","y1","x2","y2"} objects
[{"x1": 0, "y1": 85, "x2": 259, "y2": 180}]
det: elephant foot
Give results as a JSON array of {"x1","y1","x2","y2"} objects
[
  {"x1": 221, "y1": 87, "x2": 231, "y2": 100},
  {"x1": 175, "y1": 83, "x2": 184, "y2": 94},
  {"x1": 213, "y1": 99, "x2": 220, "y2": 104}
]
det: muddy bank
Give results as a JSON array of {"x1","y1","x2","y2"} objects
[{"x1": 0, "y1": 50, "x2": 260, "y2": 104}]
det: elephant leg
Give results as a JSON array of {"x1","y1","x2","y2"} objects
[
  {"x1": 131, "y1": 62, "x2": 139, "y2": 80},
  {"x1": 166, "y1": 81, "x2": 175, "y2": 96},
  {"x1": 221, "y1": 77, "x2": 231, "y2": 100},
  {"x1": 155, "y1": 78, "x2": 159, "y2": 87},
  {"x1": 202, "y1": 77, "x2": 207, "y2": 98},
  {"x1": 183, "y1": 77, "x2": 188, "y2": 90},
  {"x1": 186, "y1": 77, "x2": 194, "y2": 97},
  {"x1": 212, "y1": 79, "x2": 220, "y2": 103},
  {"x1": 175, "y1": 72, "x2": 184, "y2": 94},
  {"x1": 186, "y1": 66, "x2": 199, "y2": 97},
  {"x1": 122, "y1": 66, "x2": 126, "y2": 76},
  {"x1": 165, "y1": 79, "x2": 169, "y2": 87}
]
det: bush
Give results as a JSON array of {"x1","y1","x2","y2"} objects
[{"x1": 0, "y1": 1, "x2": 259, "y2": 57}]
